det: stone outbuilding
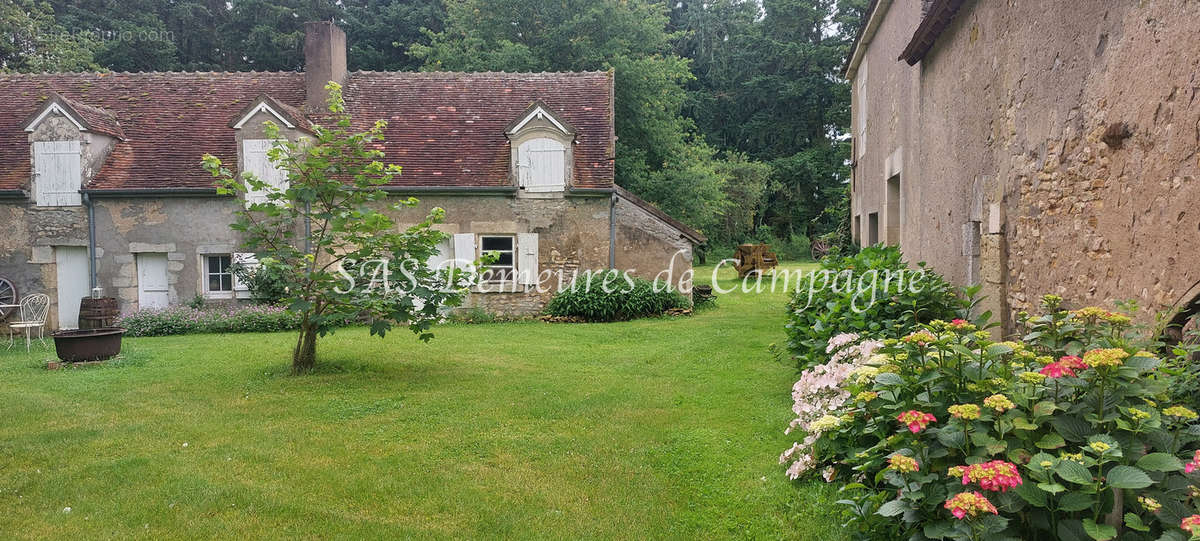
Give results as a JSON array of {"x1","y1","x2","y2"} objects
[
  {"x1": 847, "y1": 0, "x2": 1200, "y2": 331},
  {"x1": 0, "y1": 22, "x2": 704, "y2": 329}
]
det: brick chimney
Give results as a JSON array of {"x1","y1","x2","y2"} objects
[{"x1": 304, "y1": 21, "x2": 347, "y2": 112}]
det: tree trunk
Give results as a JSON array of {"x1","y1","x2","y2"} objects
[{"x1": 293, "y1": 317, "x2": 318, "y2": 373}]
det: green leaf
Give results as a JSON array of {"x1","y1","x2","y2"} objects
[
  {"x1": 1015, "y1": 482, "x2": 1049, "y2": 506},
  {"x1": 1123, "y1": 512, "x2": 1149, "y2": 532},
  {"x1": 1125, "y1": 355, "x2": 1160, "y2": 372},
  {"x1": 874, "y1": 372, "x2": 903, "y2": 386},
  {"x1": 922, "y1": 521, "x2": 956, "y2": 539},
  {"x1": 1012, "y1": 417, "x2": 1038, "y2": 431},
  {"x1": 1036, "y1": 482, "x2": 1066, "y2": 495},
  {"x1": 1032, "y1": 401, "x2": 1058, "y2": 418},
  {"x1": 1057, "y1": 492, "x2": 1093, "y2": 512},
  {"x1": 1135, "y1": 452, "x2": 1184, "y2": 472},
  {"x1": 1105, "y1": 465, "x2": 1152, "y2": 489},
  {"x1": 1081, "y1": 518, "x2": 1116, "y2": 540},
  {"x1": 875, "y1": 498, "x2": 908, "y2": 517},
  {"x1": 1055, "y1": 460, "x2": 1094, "y2": 485},
  {"x1": 936, "y1": 429, "x2": 967, "y2": 449},
  {"x1": 1052, "y1": 416, "x2": 1095, "y2": 442},
  {"x1": 1036, "y1": 433, "x2": 1067, "y2": 449}
]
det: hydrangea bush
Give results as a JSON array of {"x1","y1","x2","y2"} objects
[
  {"x1": 785, "y1": 245, "x2": 964, "y2": 371},
  {"x1": 783, "y1": 295, "x2": 1200, "y2": 541}
]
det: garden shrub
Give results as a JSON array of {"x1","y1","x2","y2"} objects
[
  {"x1": 117, "y1": 305, "x2": 300, "y2": 336},
  {"x1": 785, "y1": 245, "x2": 964, "y2": 371},
  {"x1": 544, "y1": 269, "x2": 689, "y2": 322},
  {"x1": 782, "y1": 295, "x2": 1200, "y2": 541}
]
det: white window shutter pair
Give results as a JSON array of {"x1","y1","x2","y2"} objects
[
  {"x1": 232, "y1": 252, "x2": 258, "y2": 291},
  {"x1": 451, "y1": 233, "x2": 539, "y2": 286},
  {"x1": 242, "y1": 139, "x2": 288, "y2": 206},
  {"x1": 33, "y1": 141, "x2": 82, "y2": 207},
  {"x1": 517, "y1": 138, "x2": 566, "y2": 192}
]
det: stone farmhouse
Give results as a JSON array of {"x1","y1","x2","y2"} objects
[
  {"x1": 0, "y1": 22, "x2": 704, "y2": 329},
  {"x1": 847, "y1": 0, "x2": 1200, "y2": 331}
]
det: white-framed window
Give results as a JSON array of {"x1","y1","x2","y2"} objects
[
  {"x1": 242, "y1": 139, "x2": 288, "y2": 206},
  {"x1": 33, "y1": 140, "x2": 82, "y2": 206},
  {"x1": 517, "y1": 138, "x2": 566, "y2": 192},
  {"x1": 479, "y1": 235, "x2": 516, "y2": 282},
  {"x1": 205, "y1": 254, "x2": 234, "y2": 294}
]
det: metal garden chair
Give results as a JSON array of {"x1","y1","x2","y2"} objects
[{"x1": 8, "y1": 294, "x2": 50, "y2": 352}]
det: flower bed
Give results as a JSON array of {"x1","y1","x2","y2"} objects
[
  {"x1": 117, "y1": 305, "x2": 300, "y2": 336},
  {"x1": 783, "y1": 295, "x2": 1200, "y2": 540}
]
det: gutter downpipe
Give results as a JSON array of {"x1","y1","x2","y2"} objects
[
  {"x1": 608, "y1": 192, "x2": 616, "y2": 269},
  {"x1": 83, "y1": 192, "x2": 98, "y2": 289}
]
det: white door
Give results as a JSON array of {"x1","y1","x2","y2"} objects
[
  {"x1": 137, "y1": 253, "x2": 169, "y2": 309},
  {"x1": 54, "y1": 246, "x2": 89, "y2": 329}
]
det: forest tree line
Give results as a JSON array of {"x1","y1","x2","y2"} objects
[{"x1": 2, "y1": 0, "x2": 867, "y2": 258}]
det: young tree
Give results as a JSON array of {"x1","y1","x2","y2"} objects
[{"x1": 202, "y1": 82, "x2": 474, "y2": 373}]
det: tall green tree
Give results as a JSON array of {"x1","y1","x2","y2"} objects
[
  {"x1": 342, "y1": 0, "x2": 445, "y2": 71},
  {"x1": 675, "y1": 0, "x2": 864, "y2": 241},
  {"x1": 410, "y1": 0, "x2": 727, "y2": 232},
  {"x1": 2, "y1": 0, "x2": 97, "y2": 72}
]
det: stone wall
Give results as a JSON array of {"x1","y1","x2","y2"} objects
[
  {"x1": 852, "y1": 0, "x2": 1200, "y2": 330},
  {"x1": 613, "y1": 196, "x2": 695, "y2": 290},
  {"x1": 1, "y1": 186, "x2": 696, "y2": 324}
]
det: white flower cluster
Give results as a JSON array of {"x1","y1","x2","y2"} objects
[{"x1": 780, "y1": 333, "x2": 881, "y2": 479}]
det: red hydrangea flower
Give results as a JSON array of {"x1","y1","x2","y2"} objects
[
  {"x1": 897, "y1": 410, "x2": 937, "y2": 433},
  {"x1": 1039, "y1": 361, "x2": 1076, "y2": 378}
]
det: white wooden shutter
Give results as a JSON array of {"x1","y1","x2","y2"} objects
[
  {"x1": 516, "y1": 232, "x2": 539, "y2": 286},
  {"x1": 243, "y1": 139, "x2": 287, "y2": 206},
  {"x1": 232, "y1": 252, "x2": 258, "y2": 291},
  {"x1": 427, "y1": 238, "x2": 452, "y2": 271},
  {"x1": 452, "y1": 233, "x2": 476, "y2": 271},
  {"x1": 33, "y1": 141, "x2": 81, "y2": 206},
  {"x1": 518, "y1": 138, "x2": 566, "y2": 192}
]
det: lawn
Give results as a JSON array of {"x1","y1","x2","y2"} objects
[{"x1": 0, "y1": 262, "x2": 843, "y2": 540}]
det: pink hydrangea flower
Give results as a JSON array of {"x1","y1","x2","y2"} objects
[
  {"x1": 897, "y1": 410, "x2": 937, "y2": 433},
  {"x1": 960, "y1": 460, "x2": 1023, "y2": 492}
]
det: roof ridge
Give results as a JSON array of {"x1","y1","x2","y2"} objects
[
  {"x1": 0, "y1": 70, "x2": 302, "y2": 77},
  {"x1": 350, "y1": 69, "x2": 611, "y2": 76}
]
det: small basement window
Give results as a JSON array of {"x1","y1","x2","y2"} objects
[
  {"x1": 206, "y1": 255, "x2": 234, "y2": 293},
  {"x1": 479, "y1": 235, "x2": 515, "y2": 282}
]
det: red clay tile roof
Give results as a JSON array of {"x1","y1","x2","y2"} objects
[
  {"x1": 0, "y1": 70, "x2": 615, "y2": 192},
  {"x1": 345, "y1": 71, "x2": 614, "y2": 188}
]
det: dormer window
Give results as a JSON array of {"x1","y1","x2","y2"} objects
[
  {"x1": 21, "y1": 92, "x2": 123, "y2": 207},
  {"x1": 230, "y1": 95, "x2": 312, "y2": 207},
  {"x1": 517, "y1": 138, "x2": 566, "y2": 192},
  {"x1": 506, "y1": 100, "x2": 575, "y2": 193},
  {"x1": 241, "y1": 139, "x2": 289, "y2": 205},
  {"x1": 33, "y1": 141, "x2": 82, "y2": 206}
]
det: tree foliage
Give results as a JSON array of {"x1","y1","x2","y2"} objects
[
  {"x1": 202, "y1": 83, "x2": 473, "y2": 372},
  {"x1": 410, "y1": 0, "x2": 726, "y2": 233},
  {"x1": 1, "y1": 0, "x2": 97, "y2": 72}
]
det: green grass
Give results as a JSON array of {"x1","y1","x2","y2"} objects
[{"x1": 0, "y1": 262, "x2": 843, "y2": 540}]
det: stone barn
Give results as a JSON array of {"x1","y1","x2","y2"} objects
[{"x1": 846, "y1": 0, "x2": 1200, "y2": 332}]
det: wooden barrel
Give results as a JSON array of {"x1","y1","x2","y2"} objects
[{"x1": 79, "y1": 297, "x2": 119, "y2": 329}]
